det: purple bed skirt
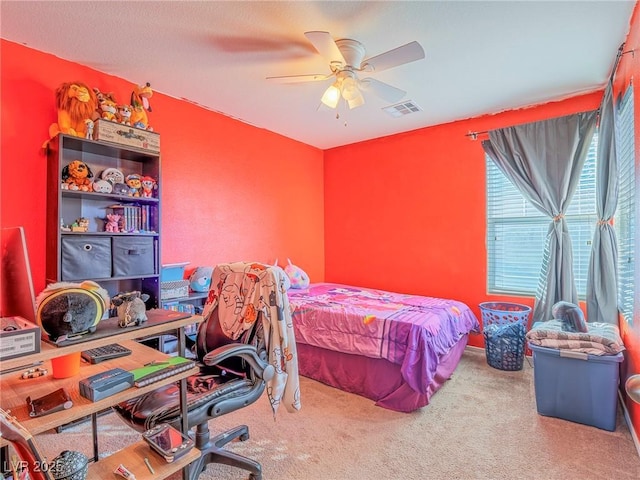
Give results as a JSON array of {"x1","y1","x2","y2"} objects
[{"x1": 297, "y1": 333, "x2": 469, "y2": 413}]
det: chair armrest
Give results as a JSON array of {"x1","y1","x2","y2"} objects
[{"x1": 202, "y1": 344, "x2": 274, "y2": 381}]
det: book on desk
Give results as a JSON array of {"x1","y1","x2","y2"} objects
[{"x1": 130, "y1": 356, "x2": 196, "y2": 387}]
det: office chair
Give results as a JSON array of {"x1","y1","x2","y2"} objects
[{"x1": 114, "y1": 262, "x2": 285, "y2": 480}]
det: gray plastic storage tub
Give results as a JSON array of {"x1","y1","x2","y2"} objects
[{"x1": 530, "y1": 344, "x2": 623, "y2": 431}]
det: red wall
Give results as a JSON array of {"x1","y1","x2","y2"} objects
[
  {"x1": 0, "y1": 40, "x2": 325, "y2": 296},
  {"x1": 613, "y1": 1, "x2": 640, "y2": 443},
  {"x1": 324, "y1": 93, "x2": 602, "y2": 348},
  {"x1": 2, "y1": 2, "x2": 639, "y2": 441},
  {"x1": 324, "y1": 0, "x2": 640, "y2": 440}
]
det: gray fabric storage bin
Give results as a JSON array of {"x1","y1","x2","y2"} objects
[
  {"x1": 112, "y1": 236, "x2": 155, "y2": 277},
  {"x1": 61, "y1": 236, "x2": 112, "y2": 280}
]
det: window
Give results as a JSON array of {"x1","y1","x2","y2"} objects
[
  {"x1": 486, "y1": 135, "x2": 598, "y2": 296},
  {"x1": 615, "y1": 86, "x2": 635, "y2": 324}
]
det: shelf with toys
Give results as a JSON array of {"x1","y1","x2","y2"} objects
[{"x1": 46, "y1": 133, "x2": 162, "y2": 310}]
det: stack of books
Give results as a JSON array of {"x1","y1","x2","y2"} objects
[{"x1": 108, "y1": 204, "x2": 153, "y2": 233}]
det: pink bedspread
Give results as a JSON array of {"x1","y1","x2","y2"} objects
[{"x1": 289, "y1": 283, "x2": 480, "y2": 395}]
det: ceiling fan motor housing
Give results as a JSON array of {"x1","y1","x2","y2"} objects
[{"x1": 335, "y1": 39, "x2": 366, "y2": 69}]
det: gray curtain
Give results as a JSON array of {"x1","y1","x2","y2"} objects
[
  {"x1": 586, "y1": 81, "x2": 618, "y2": 324},
  {"x1": 482, "y1": 111, "x2": 598, "y2": 323}
]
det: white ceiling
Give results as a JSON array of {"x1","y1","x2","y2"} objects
[{"x1": 1, "y1": 1, "x2": 635, "y2": 149}]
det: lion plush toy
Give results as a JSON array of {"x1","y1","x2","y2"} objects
[
  {"x1": 62, "y1": 160, "x2": 94, "y2": 192},
  {"x1": 48, "y1": 81, "x2": 98, "y2": 139}
]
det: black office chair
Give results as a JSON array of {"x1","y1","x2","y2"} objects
[{"x1": 114, "y1": 263, "x2": 278, "y2": 480}]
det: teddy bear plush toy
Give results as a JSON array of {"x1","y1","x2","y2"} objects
[{"x1": 62, "y1": 160, "x2": 94, "y2": 192}]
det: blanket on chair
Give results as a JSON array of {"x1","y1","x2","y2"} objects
[{"x1": 202, "y1": 262, "x2": 301, "y2": 415}]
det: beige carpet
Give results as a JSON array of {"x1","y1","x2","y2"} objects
[{"x1": 35, "y1": 348, "x2": 640, "y2": 479}]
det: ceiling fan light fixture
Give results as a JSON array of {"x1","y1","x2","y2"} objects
[
  {"x1": 321, "y1": 83, "x2": 341, "y2": 108},
  {"x1": 347, "y1": 93, "x2": 365, "y2": 109},
  {"x1": 341, "y1": 76, "x2": 359, "y2": 101}
]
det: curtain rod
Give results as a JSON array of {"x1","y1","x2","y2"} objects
[
  {"x1": 466, "y1": 44, "x2": 629, "y2": 142},
  {"x1": 465, "y1": 131, "x2": 487, "y2": 141}
]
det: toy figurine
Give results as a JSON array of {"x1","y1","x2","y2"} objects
[
  {"x1": 140, "y1": 176, "x2": 157, "y2": 198},
  {"x1": 118, "y1": 104, "x2": 132, "y2": 125},
  {"x1": 71, "y1": 217, "x2": 90, "y2": 232},
  {"x1": 111, "y1": 291, "x2": 149, "y2": 328},
  {"x1": 130, "y1": 82, "x2": 153, "y2": 130},
  {"x1": 125, "y1": 174, "x2": 142, "y2": 197},
  {"x1": 105, "y1": 214, "x2": 121, "y2": 233}
]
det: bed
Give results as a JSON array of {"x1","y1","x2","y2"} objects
[{"x1": 288, "y1": 283, "x2": 480, "y2": 412}]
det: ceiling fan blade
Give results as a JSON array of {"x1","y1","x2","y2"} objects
[
  {"x1": 266, "y1": 73, "x2": 333, "y2": 84},
  {"x1": 362, "y1": 41, "x2": 425, "y2": 72},
  {"x1": 359, "y1": 78, "x2": 406, "y2": 103},
  {"x1": 304, "y1": 31, "x2": 346, "y2": 64}
]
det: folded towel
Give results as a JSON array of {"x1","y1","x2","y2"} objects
[{"x1": 526, "y1": 320, "x2": 624, "y2": 355}]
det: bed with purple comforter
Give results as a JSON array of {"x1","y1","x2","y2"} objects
[{"x1": 288, "y1": 283, "x2": 480, "y2": 412}]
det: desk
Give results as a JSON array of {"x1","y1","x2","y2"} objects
[{"x1": 0, "y1": 310, "x2": 203, "y2": 479}]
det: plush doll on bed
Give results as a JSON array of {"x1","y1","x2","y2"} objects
[{"x1": 283, "y1": 259, "x2": 309, "y2": 289}]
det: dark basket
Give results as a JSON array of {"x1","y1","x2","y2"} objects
[
  {"x1": 483, "y1": 322, "x2": 526, "y2": 371},
  {"x1": 480, "y1": 302, "x2": 531, "y2": 371}
]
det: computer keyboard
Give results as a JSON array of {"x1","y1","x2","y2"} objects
[{"x1": 81, "y1": 344, "x2": 132, "y2": 364}]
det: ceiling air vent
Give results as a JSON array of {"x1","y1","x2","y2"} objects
[{"x1": 382, "y1": 101, "x2": 422, "y2": 118}]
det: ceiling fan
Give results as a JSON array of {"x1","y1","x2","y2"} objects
[{"x1": 267, "y1": 31, "x2": 425, "y2": 110}]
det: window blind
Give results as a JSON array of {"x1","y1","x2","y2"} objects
[
  {"x1": 615, "y1": 86, "x2": 635, "y2": 324},
  {"x1": 486, "y1": 135, "x2": 598, "y2": 296}
]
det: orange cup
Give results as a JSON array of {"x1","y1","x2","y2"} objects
[{"x1": 51, "y1": 352, "x2": 81, "y2": 379}]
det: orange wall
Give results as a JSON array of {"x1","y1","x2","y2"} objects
[
  {"x1": 2, "y1": 2, "x2": 639, "y2": 440},
  {"x1": 324, "y1": 0, "x2": 640, "y2": 440},
  {"x1": 0, "y1": 40, "x2": 325, "y2": 295},
  {"x1": 324, "y1": 93, "x2": 601, "y2": 348}
]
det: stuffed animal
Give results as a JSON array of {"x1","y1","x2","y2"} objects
[
  {"x1": 112, "y1": 182, "x2": 130, "y2": 196},
  {"x1": 118, "y1": 104, "x2": 132, "y2": 125},
  {"x1": 105, "y1": 214, "x2": 121, "y2": 233},
  {"x1": 125, "y1": 174, "x2": 142, "y2": 197},
  {"x1": 92, "y1": 179, "x2": 113, "y2": 194},
  {"x1": 92, "y1": 88, "x2": 117, "y2": 121},
  {"x1": 130, "y1": 82, "x2": 153, "y2": 130},
  {"x1": 140, "y1": 176, "x2": 157, "y2": 198},
  {"x1": 283, "y1": 259, "x2": 310, "y2": 289},
  {"x1": 101, "y1": 168, "x2": 125, "y2": 185},
  {"x1": 62, "y1": 160, "x2": 94, "y2": 192},
  {"x1": 111, "y1": 291, "x2": 150, "y2": 328},
  {"x1": 48, "y1": 81, "x2": 98, "y2": 140},
  {"x1": 189, "y1": 266, "x2": 213, "y2": 293},
  {"x1": 36, "y1": 281, "x2": 109, "y2": 342},
  {"x1": 98, "y1": 97, "x2": 119, "y2": 122}
]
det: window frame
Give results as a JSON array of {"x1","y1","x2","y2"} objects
[{"x1": 486, "y1": 135, "x2": 598, "y2": 297}]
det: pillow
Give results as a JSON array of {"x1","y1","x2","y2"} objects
[
  {"x1": 283, "y1": 258, "x2": 310, "y2": 289},
  {"x1": 551, "y1": 301, "x2": 588, "y2": 333}
]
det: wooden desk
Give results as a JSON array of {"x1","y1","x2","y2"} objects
[{"x1": 0, "y1": 311, "x2": 203, "y2": 479}]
